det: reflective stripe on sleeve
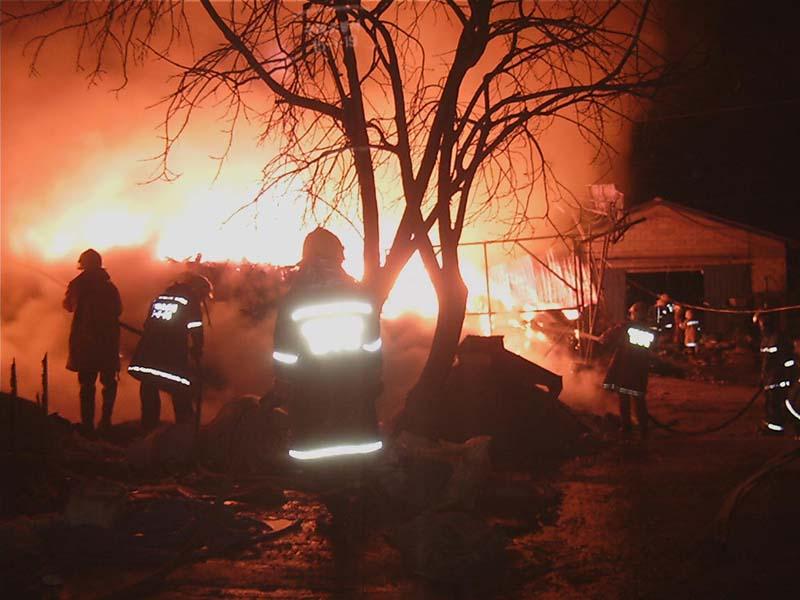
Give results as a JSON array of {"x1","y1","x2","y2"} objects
[
  {"x1": 187, "y1": 321, "x2": 203, "y2": 329},
  {"x1": 273, "y1": 351, "x2": 299, "y2": 365}
]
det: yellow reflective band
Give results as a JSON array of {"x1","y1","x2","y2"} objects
[
  {"x1": 627, "y1": 327, "x2": 654, "y2": 348},
  {"x1": 187, "y1": 321, "x2": 203, "y2": 329},
  {"x1": 273, "y1": 351, "x2": 299, "y2": 365},
  {"x1": 158, "y1": 295, "x2": 189, "y2": 305},
  {"x1": 300, "y1": 316, "x2": 365, "y2": 355},
  {"x1": 761, "y1": 346, "x2": 778, "y2": 353},
  {"x1": 291, "y1": 300, "x2": 373, "y2": 322},
  {"x1": 288, "y1": 440, "x2": 383, "y2": 460},
  {"x1": 362, "y1": 338, "x2": 382, "y2": 352},
  {"x1": 128, "y1": 365, "x2": 190, "y2": 386}
]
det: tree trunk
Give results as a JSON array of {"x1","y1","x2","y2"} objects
[{"x1": 398, "y1": 259, "x2": 468, "y2": 438}]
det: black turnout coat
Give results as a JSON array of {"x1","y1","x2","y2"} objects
[
  {"x1": 64, "y1": 268, "x2": 122, "y2": 373},
  {"x1": 272, "y1": 263, "x2": 382, "y2": 454},
  {"x1": 601, "y1": 320, "x2": 654, "y2": 397},
  {"x1": 128, "y1": 282, "x2": 204, "y2": 393}
]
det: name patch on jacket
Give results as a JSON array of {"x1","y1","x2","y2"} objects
[{"x1": 151, "y1": 295, "x2": 188, "y2": 321}]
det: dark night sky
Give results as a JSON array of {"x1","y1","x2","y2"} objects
[{"x1": 629, "y1": 0, "x2": 800, "y2": 239}]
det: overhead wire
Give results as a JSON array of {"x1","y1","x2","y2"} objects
[{"x1": 623, "y1": 272, "x2": 800, "y2": 316}]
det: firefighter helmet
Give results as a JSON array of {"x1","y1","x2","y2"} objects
[
  {"x1": 77, "y1": 248, "x2": 102, "y2": 270},
  {"x1": 301, "y1": 227, "x2": 345, "y2": 264},
  {"x1": 178, "y1": 272, "x2": 214, "y2": 301},
  {"x1": 628, "y1": 301, "x2": 648, "y2": 321}
]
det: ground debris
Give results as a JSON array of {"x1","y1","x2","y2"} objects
[
  {"x1": 65, "y1": 478, "x2": 128, "y2": 528},
  {"x1": 126, "y1": 423, "x2": 196, "y2": 471},
  {"x1": 199, "y1": 395, "x2": 288, "y2": 473},
  {"x1": 389, "y1": 510, "x2": 508, "y2": 585}
]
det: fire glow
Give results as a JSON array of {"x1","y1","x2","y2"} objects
[
  {"x1": 9, "y1": 112, "x2": 590, "y2": 356},
  {"x1": 17, "y1": 171, "x2": 589, "y2": 349}
]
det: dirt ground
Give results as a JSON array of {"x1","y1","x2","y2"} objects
[{"x1": 4, "y1": 374, "x2": 800, "y2": 599}]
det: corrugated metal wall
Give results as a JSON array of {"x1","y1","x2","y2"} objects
[
  {"x1": 601, "y1": 268, "x2": 627, "y2": 327},
  {"x1": 702, "y1": 264, "x2": 752, "y2": 335}
]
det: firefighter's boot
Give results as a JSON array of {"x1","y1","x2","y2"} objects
[
  {"x1": 78, "y1": 376, "x2": 96, "y2": 435},
  {"x1": 99, "y1": 372, "x2": 117, "y2": 433}
]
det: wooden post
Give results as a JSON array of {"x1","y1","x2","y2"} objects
[
  {"x1": 10, "y1": 358, "x2": 17, "y2": 452},
  {"x1": 10, "y1": 358, "x2": 18, "y2": 398},
  {"x1": 41, "y1": 353, "x2": 49, "y2": 416}
]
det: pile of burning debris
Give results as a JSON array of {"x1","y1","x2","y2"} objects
[{"x1": 172, "y1": 257, "x2": 295, "y2": 323}]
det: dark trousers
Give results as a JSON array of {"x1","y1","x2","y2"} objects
[
  {"x1": 619, "y1": 391, "x2": 649, "y2": 438},
  {"x1": 140, "y1": 383, "x2": 194, "y2": 431},
  {"x1": 78, "y1": 370, "x2": 117, "y2": 430}
]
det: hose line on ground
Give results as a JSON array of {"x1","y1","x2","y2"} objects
[{"x1": 648, "y1": 387, "x2": 763, "y2": 436}]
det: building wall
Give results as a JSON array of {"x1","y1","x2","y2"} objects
[{"x1": 591, "y1": 203, "x2": 787, "y2": 296}]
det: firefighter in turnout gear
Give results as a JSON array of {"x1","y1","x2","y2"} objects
[
  {"x1": 63, "y1": 249, "x2": 122, "y2": 435},
  {"x1": 755, "y1": 311, "x2": 796, "y2": 435},
  {"x1": 272, "y1": 228, "x2": 383, "y2": 586},
  {"x1": 601, "y1": 301, "x2": 655, "y2": 439},
  {"x1": 681, "y1": 308, "x2": 701, "y2": 353},
  {"x1": 271, "y1": 227, "x2": 383, "y2": 462},
  {"x1": 128, "y1": 273, "x2": 213, "y2": 431},
  {"x1": 783, "y1": 337, "x2": 800, "y2": 436},
  {"x1": 654, "y1": 293, "x2": 676, "y2": 346}
]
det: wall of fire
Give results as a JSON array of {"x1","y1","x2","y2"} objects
[{"x1": 591, "y1": 200, "x2": 789, "y2": 335}]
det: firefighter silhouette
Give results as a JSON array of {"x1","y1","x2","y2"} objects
[
  {"x1": 755, "y1": 311, "x2": 796, "y2": 435},
  {"x1": 271, "y1": 227, "x2": 383, "y2": 461},
  {"x1": 63, "y1": 249, "x2": 122, "y2": 434},
  {"x1": 601, "y1": 301, "x2": 655, "y2": 439},
  {"x1": 128, "y1": 273, "x2": 213, "y2": 431}
]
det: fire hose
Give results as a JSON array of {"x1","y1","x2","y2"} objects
[
  {"x1": 571, "y1": 330, "x2": 766, "y2": 436},
  {"x1": 647, "y1": 387, "x2": 763, "y2": 436}
]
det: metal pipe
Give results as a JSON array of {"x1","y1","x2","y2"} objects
[{"x1": 482, "y1": 242, "x2": 493, "y2": 334}]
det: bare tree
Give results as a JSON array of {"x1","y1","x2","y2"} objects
[{"x1": 4, "y1": 1, "x2": 665, "y2": 415}]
